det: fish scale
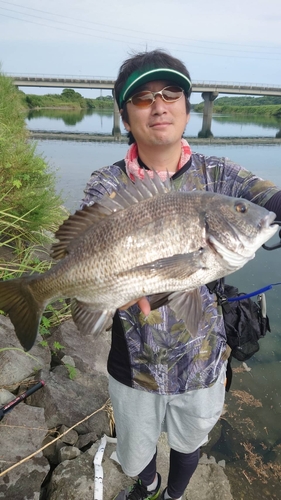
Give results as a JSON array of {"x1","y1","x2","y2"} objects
[{"x1": 0, "y1": 172, "x2": 278, "y2": 351}]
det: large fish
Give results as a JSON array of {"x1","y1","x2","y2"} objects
[{"x1": 0, "y1": 172, "x2": 278, "y2": 351}]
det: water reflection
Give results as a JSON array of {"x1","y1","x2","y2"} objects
[
  {"x1": 25, "y1": 109, "x2": 281, "y2": 138},
  {"x1": 213, "y1": 113, "x2": 281, "y2": 129},
  {"x1": 26, "y1": 108, "x2": 112, "y2": 126}
]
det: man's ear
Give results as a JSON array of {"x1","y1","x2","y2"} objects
[{"x1": 120, "y1": 109, "x2": 131, "y2": 132}]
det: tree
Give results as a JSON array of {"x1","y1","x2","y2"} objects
[{"x1": 62, "y1": 88, "x2": 82, "y2": 100}]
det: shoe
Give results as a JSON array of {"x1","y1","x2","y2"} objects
[
  {"x1": 160, "y1": 487, "x2": 173, "y2": 500},
  {"x1": 113, "y1": 472, "x2": 161, "y2": 500}
]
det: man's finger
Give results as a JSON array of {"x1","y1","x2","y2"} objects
[{"x1": 119, "y1": 297, "x2": 151, "y2": 315}]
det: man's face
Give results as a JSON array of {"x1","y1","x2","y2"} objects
[{"x1": 121, "y1": 80, "x2": 190, "y2": 148}]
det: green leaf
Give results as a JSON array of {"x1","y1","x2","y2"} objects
[{"x1": 12, "y1": 179, "x2": 22, "y2": 189}]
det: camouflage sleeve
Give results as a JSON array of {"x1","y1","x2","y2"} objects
[
  {"x1": 80, "y1": 164, "x2": 127, "y2": 208},
  {"x1": 203, "y1": 155, "x2": 281, "y2": 206}
]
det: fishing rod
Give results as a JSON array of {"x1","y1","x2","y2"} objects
[{"x1": 0, "y1": 380, "x2": 45, "y2": 421}]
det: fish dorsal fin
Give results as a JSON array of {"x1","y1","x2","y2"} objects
[
  {"x1": 96, "y1": 169, "x2": 171, "y2": 211},
  {"x1": 51, "y1": 170, "x2": 172, "y2": 260},
  {"x1": 51, "y1": 204, "x2": 114, "y2": 260}
]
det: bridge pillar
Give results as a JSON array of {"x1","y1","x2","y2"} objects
[
  {"x1": 112, "y1": 91, "x2": 121, "y2": 137},
  {"x1": 198, "y1": 91, "x2": 218, "y2": 138}
]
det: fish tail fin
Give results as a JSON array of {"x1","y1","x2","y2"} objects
[{"x1": 0, "y1": 276, "x2": 45, "y2": 351}]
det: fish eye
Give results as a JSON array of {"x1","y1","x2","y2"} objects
[{"x1": 235, "y1": 202, "x2": 248, "y2": 214}]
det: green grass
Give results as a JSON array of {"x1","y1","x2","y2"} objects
[
  {"x1": 0, "y1": 69, "x2": 71, "y2": 336},
  {"x1": 212, "y1": 104, "x2": 281, "y2": 118},
  {"x1": 193, "y1": 97, "x2": 281, "y2": 119},
  {"x1": 0, "y1": 70, "x2": 66, "y2": 246}
]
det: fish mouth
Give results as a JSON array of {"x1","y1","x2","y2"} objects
[{"x1": 259, "y1": 211, "x2": 278, "y2": 230}]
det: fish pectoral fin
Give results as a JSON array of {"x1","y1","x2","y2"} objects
[
  {"x1": 150, "y1": 289, "x2": 203, "y2": 337},
  {"x1": 129, "y1": 249, "x2": 206, "y2": 279},
  {"x1": 168, "y1": 289, "x2": 203, "y2": 337},
  {"x1": 71, "y1": 299, "x2": 113, "y2": 336}
]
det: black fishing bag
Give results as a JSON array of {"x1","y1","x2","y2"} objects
[{"x1": 218, "y1": 284, "x2": 271, "y2": 362}]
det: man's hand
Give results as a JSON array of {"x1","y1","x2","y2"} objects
[{"x1": 119, "y1": 297, "x2": 151, "y2": 316}]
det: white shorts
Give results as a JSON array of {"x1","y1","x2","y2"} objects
[{"x1": 108, "y1": 363, "x2": 226, "y2": 477}]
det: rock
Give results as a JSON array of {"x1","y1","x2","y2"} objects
[
  {"x1": 0, "y1": 404, "x2": 49, "y2": 499},
  {"x1": 76, "y1": 432, "x2": 99, "y2": 450},
  {"x1": 58, "y1": 446, "x2": 81, "y2": 462},
  {"x1": 47, "y1": 452, "x2": 95, "y2": 500},
  {"x1": 187, "y1": 462, "x2": 233, "y2": 500},
  {"x1": 48, "y1": 320, "x2": 111, "y2": 376},
  {"x1": 0, "y1": 388, "x2": 14, "y2": 405},
  {"x1": 47, "y1": 435, "x2": 234, "y2": 500},
  {"x1": 61, "y1": 355, "x2": 75, "y2": 367},
  {"x1": 47, "y1": 441, "x2": 131, "y2": 500},
  {"x1": 0, "y1": 315, "x2": 51, "y2": 388},
  {"x1": 0, "y1": 458, "x2": 49, "y2": 500},
  {"x1": 58, "y1": 425, "x2": 78, "y2": 445},
  {"x1": 42, "y1": 435, "x2": 65, "y2": 465},
  {"x1": 0, "y1": 312, "x2": 236, "y2": 500},
  {"x1": 29, "y1": 365, "x2": 110, "y2": 434},
  {"x1": 199, "y1": 453, "x2": 217, "y2": 465}
]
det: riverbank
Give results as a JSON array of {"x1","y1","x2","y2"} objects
[
  {"x1": 0, "y1": 315, "x2": 235, "y2": 500},
  {"x1": 193, "y1": 96, "x2": 281, "y2": 119},
  {"x1": 29, "y1": 130, "x2": 281, "y2": 145},
  {"x1": 21, "y1": 88, "x2": 114, "y2": 111}
]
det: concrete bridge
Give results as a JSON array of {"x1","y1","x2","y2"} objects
[{"x1": 11, "y1": 75, "x2": 281, "y2": 138}]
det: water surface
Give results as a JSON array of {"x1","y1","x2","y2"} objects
[
  {"x1": 30, "y1": 112, "x2": 281, "y2": 498},
  {"x1": 25, "y1": 108, "x2": 281, "y2": 138}
]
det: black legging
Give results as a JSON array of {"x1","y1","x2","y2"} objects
[{"x1": 138, "y1": 447, "x2": 200, "y2": 498}]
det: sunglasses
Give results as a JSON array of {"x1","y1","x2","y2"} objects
[{"x1": 126, "y1": 85, "x2": 184, "y2": 108}]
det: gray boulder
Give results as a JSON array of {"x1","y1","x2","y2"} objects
[
  {"x1": 0, "y1": 315, "x2": 51, "y2": 388},
  {"x1": 29, "y1": 364, "x2": 110, "y2": 434},
  {"x1": 0, "y1": 404, "x2": 49, "y2": 500}
]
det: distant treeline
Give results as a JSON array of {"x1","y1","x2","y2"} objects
[
  {"x1": 193, "y1": 96, "x2": 281, "y2": 118},
  {"x1": 21, "y1": 88, "x2": 114, "y2": 110}
]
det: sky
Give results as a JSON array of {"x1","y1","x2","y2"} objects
[{"x1": 0, "y1": 0, "x2": 281, "y2": 104}]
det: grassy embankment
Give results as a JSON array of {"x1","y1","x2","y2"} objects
[
  {"x1": 193, "y1": 96, "x2": 281, "y2": 119},
  {"x1": 21, "y1": 88, "x2": 114, "y2": 110},
  {"x1": 0, "y1": 71, "x2": 72, "y2": 339},
  {"x1": 0, "y1": 70, "x2": 67, "y2": 270}
]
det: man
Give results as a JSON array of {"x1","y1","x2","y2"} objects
[{"x1": 82, "y1": 50, "x2": 281, "y2": 500}]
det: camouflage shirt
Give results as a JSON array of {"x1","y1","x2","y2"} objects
[{"x1": 81, "y1": 152, "x2": 279, "y2": 395}]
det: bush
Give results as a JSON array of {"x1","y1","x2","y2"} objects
[{"x1": 0, "y1": 71, "x2": 66, "y2": 246}]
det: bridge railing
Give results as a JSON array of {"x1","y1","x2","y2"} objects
[
  {"x1": 7, "y1": 73, "x2": 116, "y2": 80},
  {"x1": 6, "y1": 74, "x2": 281, "y2": 91}
]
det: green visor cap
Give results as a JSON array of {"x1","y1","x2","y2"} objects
[{"x1": 118, "y1": 67, "x2": 192, "y2": 109}]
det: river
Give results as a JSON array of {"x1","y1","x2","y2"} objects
[{"x1": 26, "y1": 109, "x2": 281, "y2": 499}]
